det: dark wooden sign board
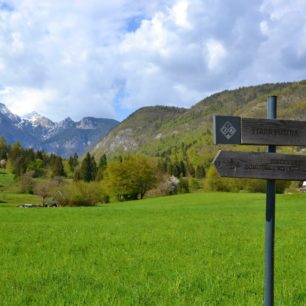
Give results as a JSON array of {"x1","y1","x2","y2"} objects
[
  {"x1": 214, "y1": 115, "x2": 306, "y2": 146},
  {"x1": 213, "y1": 150, "x2": 306, "y2": 180},
  {"x1": 241, "y1": 118, "x2": 306, "y2": 146}
]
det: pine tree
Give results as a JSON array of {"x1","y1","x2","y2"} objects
[
  {"x1": 50, "y1": 155, "x2": 65, "y2": 177},
  {"x1": 96, "y1": 154, "x2": 107, "y2": 181},
  {"x1": 8, "y1": 142, "x2": 27, "y2": 176},
  {"x1": 179, "y1": 160, "x2": 186, "y2": 177},
  {"x1": 80, "y1": 152, "x2": 96, "y2": 182},
  {"x1": 0, "y1": 137, "x2": 9, "y2": 160},
  {"x1": 91, "y1": 155, "x2": 97, "y2": 179},
  {"x1": 68, "y1": 153, "x2": 79, "y2": 171},
  {"x1": 98, "y1": 154, "x2": 107, "y2": 169}
]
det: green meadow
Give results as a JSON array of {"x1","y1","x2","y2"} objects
[{"x1": 1, "y1": 192, "x2": 306, "y2": 305}]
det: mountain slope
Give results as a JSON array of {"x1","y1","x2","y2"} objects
[
  {"x1": 92, "y1": 106, "x2": 187, "y2": 154},
  {"x1": 91, "y1": 80, "x2": 306, "y2": 166}
]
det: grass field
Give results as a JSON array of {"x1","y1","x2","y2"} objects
[{"x1": 1, "y1": 192, "x2": 306, "y2": 305}]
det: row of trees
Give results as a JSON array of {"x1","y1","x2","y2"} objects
[
  {"x1": 1, "y1": 135, "x2": 293, "y2": 204},
  {"x1": 158, "y1": 158, "x2": 205, "y2": 179},
  {"x1": 5, "y1": 142, "x2": 65, "y2": 178}
]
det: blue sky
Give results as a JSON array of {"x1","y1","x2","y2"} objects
[{"x1": 0, "y1": 0, "x2": 306, "y2": 122}]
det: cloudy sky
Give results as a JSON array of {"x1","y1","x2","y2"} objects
[{"x1": 0, "y1": 0, "x2": 306, "y2": 122}]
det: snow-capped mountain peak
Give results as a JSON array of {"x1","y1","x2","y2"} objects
[
  {"x1": 23, "y1": 111, "x2": 55, "y2": 129},
  {"x1": 0, "y1": 103, "x2": 20, "y2": 123}
]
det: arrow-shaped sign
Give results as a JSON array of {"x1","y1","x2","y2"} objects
[
  {"x1": 241, "y1": 118, "x2": 306, "y2": 146},
  {"x1": 213, "y1": 150, "x2": 306, "y2": 180},
  {"x1": 214, "y1": 116, "x2": 306, "y2": 146}
]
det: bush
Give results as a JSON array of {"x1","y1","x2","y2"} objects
[
  {"x1": 19, "y1": 171, "x2": 35, "y2": 194},
  {"x1": 276, "y1": 180, "x2": 291, "y2": 194},
  {"x1": 285, "y1": 181, "x2": 301, "y2": 193},
  {"x1": 33, "y1": 178, "x2": 65, "y2": 205},
  {"x1": 204, "y1": 166, "x2": 231, "y2": 191},
  {"x1": 189, "y1": 178, "x2": 202, "y2": 192},
  {"x1": 145, "y1": 176, "x2": 179, "y2": 197},
  {"x1": 178, "y1": 178, "x2": 190, "y2": 193},
  {"x1": 59, "y1": 181, "x2": 107, "y2": 206}
]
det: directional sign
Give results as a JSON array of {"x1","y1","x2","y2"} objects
[
  {"x1": 213, "y1": 116, "x2": 241, "y2": 144},
  {"x1": 214, "y1": 116, "x2": 306, "y2": 146},
  {"x1": 213, "y1": 150, "x2": 306, "y2": 180},
  {"x1": 241, "y1": 118, "x2": 306, "y2": 146}
]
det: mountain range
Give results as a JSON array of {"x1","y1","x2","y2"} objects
[
  {"x1": 0, "y1": 103, "x2": 119, "y2": 157},
  {"x1": 91, "y1": 80, "x2": 306, "y2": 167},
  {"x1": 2, "y1": 79, "x2": 306, "y2": 161}
]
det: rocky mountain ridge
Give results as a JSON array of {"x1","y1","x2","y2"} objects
[{"x1": 0, "y1": 103, "x2": 119, "y2": 157}]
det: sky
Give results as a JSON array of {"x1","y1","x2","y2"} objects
[{"x1": 0, "y1": 0, "x2": 306, "y2": 122}]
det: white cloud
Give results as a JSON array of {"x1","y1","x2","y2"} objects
[
  {"x1": 171, "y1": 0, "x2": 191, "y2": 29},
  {"x1": 0, "y1": 87, "x2": 57, "y2": 116},
  {"x1": 205, "y1": 39, "x2": 227, "y2": 71},
  {"x1": 0, "y1": 0, "x2": 306, "y2": 122}
]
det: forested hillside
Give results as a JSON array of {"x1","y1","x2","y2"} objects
[{"x1": 91, "y1": 80, "x2": 306, "y2": 169}]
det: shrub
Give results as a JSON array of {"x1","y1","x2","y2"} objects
[
  {"x1": 19, "y1": 171, "x2": 35, "y2": 194},
  {"x1": 189, "y1": 178, "x2": 202, "y2": 192},
  {"x1": 178, "y1": 178, "x2": 190, "y2": 193},
  {"x1": 145, "y1": 175, "x2": 179, "y2": 197},
  {"x1": 33, "y1": 178, "x2": 65, "y2": 205},
  {"x1": 59, "y1": 181, "x2": 107, "y2": 206},
  {"x1": 204, "y1": 165, "x2": 231, "y2": 191}
]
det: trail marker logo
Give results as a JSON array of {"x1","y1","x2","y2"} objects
[{"x1": 220, "y1": 121, "x2": 237, "y2": 140}]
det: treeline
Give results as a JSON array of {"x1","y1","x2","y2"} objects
[
  {"x1": 0, "y1": 138, "x2": 65, "y2": 178},
  {"x1": 0, "y1": 136, "x2": 293, "y2": 206},
  {"x1": 156, "y1": 141, "x2": 206, "y2": 179}
]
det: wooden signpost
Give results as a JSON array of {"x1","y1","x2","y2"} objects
[
  {"x1": 214, "y1": 116, "x2": 306, "y2": 146},
  {"x1": 213, "y1": 96, "x2": 306, "y2": 306},
  {"x1": 241, "y1": 118, "x2": 306, "y2": 146},
  {"x1": 213, "y1": 151, "x2": 306, "y2": 180}
]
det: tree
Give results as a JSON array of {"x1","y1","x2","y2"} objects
[
  {"x1": 0, "y1": 137, "x2": 9, "y2": 160},
  {"x1": 68, "y1": 153, "x2": 79, "y2": 171},
  {"x1": 79, "y1": 152, "x2": 96, "y2": 182},
  {"x1": 27, "y1": 158, "x2": 45, "y2": 177},
  {"x1": 91, "y1": 155, "x2": 97, "y2": 179},
  {"x1": 98, "y1": 154, "x2": 107, "y2": 169},
  {"x1": 187, "y1": 162, "x2": 195, "y2": 177},
  {"x1": 7, "y1": 142, "x2": 27, "y2": 177},
  {"x1": 195, "y1": 165, "x2": 206, "y2": 179},
  {"x1": 105, "y1": 154, "x2": 156, "y2": 200},
  {"x1": 50, "y1": 155, "x2": 65, "y2": 177},
  {"x1": 96, "y1": 154, "x2": 107, "y2": 181},
  {"x1": 19, "y1": 171, "x2": 35, "y2": 194},
  {"x1": 33, "y1": 179, "x2": 64, "y2": 205},
  {"x1": 179, "y1": 161, "x2": 186, "y2": 177},
  {"x1": 33, "y1": 181, "x2": 54, "y2": 205}
]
